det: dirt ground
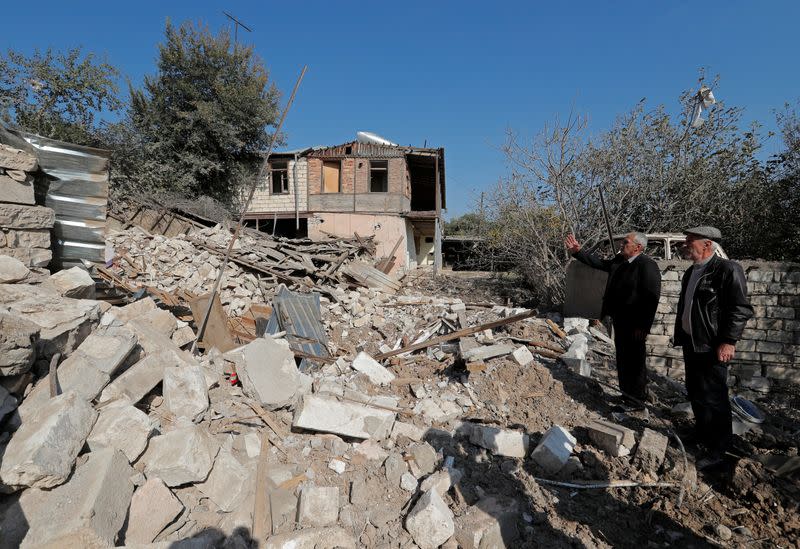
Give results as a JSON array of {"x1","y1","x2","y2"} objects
[{"x1": 399, "y1": 269, "x2": 800, "y2": 548}]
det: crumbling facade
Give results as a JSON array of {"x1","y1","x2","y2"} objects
[{"x1": 247, "y1": 135, "x2": 446, "y2": 273}]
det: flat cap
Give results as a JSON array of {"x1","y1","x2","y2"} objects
[{"x1": 684, "y1": 226, "x2": 722, "y2": 242}]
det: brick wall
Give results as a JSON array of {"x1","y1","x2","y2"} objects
[
  {"x1": 307, "y1": 157, "x2": 407, "y2": 196},
  {"x1": 248, "y1": 158, "x2": 308, "y2": 213},
  {"x1": 647, "y1": 260, "x2": 800, "y2": 386}
]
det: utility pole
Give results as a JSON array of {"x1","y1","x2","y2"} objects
[{"x1": 223, "y1": 11, "x2": 252, "y2": 48}]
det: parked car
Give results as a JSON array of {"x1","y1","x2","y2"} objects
[{"x1": 587, "y1": 233, "x2": 728, "y2": 260}]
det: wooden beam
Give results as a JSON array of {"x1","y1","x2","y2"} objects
[{"x1": 374, "y1": 310, "x2": 535, "y2": 360}]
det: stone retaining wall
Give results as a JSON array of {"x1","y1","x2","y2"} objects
[{"x1": 647, "y1": 260, "x2": 800, "y2": 386}]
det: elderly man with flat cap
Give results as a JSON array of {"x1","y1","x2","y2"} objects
[
  {"x1": 565, "y1": 232, "x2": 661, "y2": 409},
  {"x1": 674, "y1": 226, "x2": 753, "y2": 469}
]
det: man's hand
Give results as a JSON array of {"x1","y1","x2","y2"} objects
[
  {"x1": 565, "y1": 234, "x2": 581, "y2": 254},
  {"x1": 717, "y1": 343, "x2": 735, "y2": 363}
]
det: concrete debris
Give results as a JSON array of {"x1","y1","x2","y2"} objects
[
  {"x1": 589, "y1": 326, "x2": 615, "y2": 346},
  {"x1": 42, "y1": 266, "x2": 96, "y2": 299},
  {"x1": 419, "y1": 467, "x2": 463, "y2": 495},
  {"x1": 0, "y1": 311, "x2": 39, "y2": 376},
  {"x1": 634, "y1": 428, "x2": 669, "y2": 471},
  {"x1": 405, "y1": 487, "x2": 455, "y2": 549},
  {"x1": 86, "y1": 404, "x2": 154, "y2": 463},
  {"x1": 163, "y1": 365, "x2": 209, "y2": 420},
  {"x1": 454, "y1": 496, "x2": 520, "y2": 549},
  {"x1": 351, "y1": 351, "x2": 396, "y2": 385},
  {"x1": 298, "y1": 485, "x2": 340, "y2": 527},
  {"x1": 18, "y1": 325, "x2": 137, "y2": 419},
  {"x1": 410, "y1": 442, "x2": 439, "y2": 476},
  {"x1": 124, "y1": 477, "x2": 184, "y2": 544},
  {"x1": 197, "y1": 447, "x2": 250, "y2": 512},
  {"x1": 234, "y1": 337, "x2": 302, "y2": 410},
  {"x1": 270, "y1": 488, "x2": 299, "y2": 533},
  {"x1": 142, "y1": 425, "x2": 219, "y2": 487},
  {"x1": 470, "y1": 424, "x2": 530, "y2": 458},
  {"x1": 0, "y1": 391, "x2": 97, "y2": 491},
  {"x1": 561, "y1": 333, "x2": 589, "y2": 370},
  {"x1": 19, "y1": 448, "x2": 133, "y2": 549},
  {"x1": 0, "y1": 143, "x2": 38, "y2": 172},
  {"x1": 587, "y1": 419, "x2": 636, "y2": 457},
  {"x1": 263, "y1": 527, "x2": 356, "y2": 549},
  {"x1": 462, "y1": 343, "x2": 515, "y2": 362},
  {"x1": 400, "y1": 472, "x2": 418, "y2": 491},
  {"x1": 564, "y1": 317, "x2": 590, "y2": 334},
  {"x1": 99, "y1": 349, "x2": 193, "y2": 407},
  {"x1": 0, "y1": 254, "x2": 30, "y2": 283},
  {"x1": 292, "y1": 394, "x2": 395, "y2": 439},
  {"x1": 512, "y1": 345, "x2": 534, "y2": 366},
  {"x1": 530, "y1": 425, "x2": 576, "y2": 474},
  {"x1": 352, "y1": 439, "x2": 389, "y2": 461},
  {"x1": 392, "y1": 420, "x2": 425, "y2": 442}
]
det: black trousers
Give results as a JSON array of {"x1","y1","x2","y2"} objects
[
  {"x1": 682, "y1": 346, "x2": 732, "y2": 455},
  {"x1": 612, "y1": 321, "x2": 648, "y2": 401}
]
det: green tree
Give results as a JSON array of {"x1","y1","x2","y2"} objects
[
  {"x1": 444, "y1": 212, "x2": 487, "y2": 235},
  {"x1": 130, "y1": 20, "x2": 281, "y2": 203},
  {"x1": 0, "y1": 47, "x2": 122, "y2": 145}
]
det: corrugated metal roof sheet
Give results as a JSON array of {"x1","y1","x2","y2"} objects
[{"x1": 265, "y1": 285, "x2": 330, "y2": 371}]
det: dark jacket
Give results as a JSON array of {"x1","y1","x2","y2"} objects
[
  {"x1": 572, "y1": 249, "x2": 662, "y2": 331},
  {"x1": 673, "y1": 255, "x2": 753, "y2": 351}
]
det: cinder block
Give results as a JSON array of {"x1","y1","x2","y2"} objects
[
  {"x1": 530, "y1": 426, "x2": 576, "y2": 474},
  {"x1": 586, "y1": 419, "x2": 635, "y2": 457}
]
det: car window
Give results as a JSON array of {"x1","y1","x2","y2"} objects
[{"x1": 645, "y1": 240, "x2": 666, "y2": 260}]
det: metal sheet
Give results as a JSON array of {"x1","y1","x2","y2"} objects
[{"x1": 266, "y1": 285, "x2": 330, "y2": 371}]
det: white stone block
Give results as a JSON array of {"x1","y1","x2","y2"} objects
[
  {"x1": 292, "y1": 394, "x2": 395, "y2": 440},
  {"x1": 351, "y1": 351, "x2": 395, "y2": 385},
  {"x1": 198, "y1": 448, "x2": 250, "y2": 512},
  {"x1": 298, "y1": 485, "x2": 339, "y2": 527},
  {"x1": 0, "y1": 391, "x2": 97, "y2": 491},
  {"x1": 163, "y1": 365, "x2": 208, "y2": 420},
  {"x1": 124, "y1": 477, "x2": 183, "y2": 544},
  {"x1": 0, "y1": 254, "x2": 30, "y2": 283},
  {"x1": 43, "y1": 267, "x2": 96, "y2": 299},
  {"x1": 511, "y1": 346, "x2": 534, "y2": 366},
  {"x1": 470, "y1": 424, "x2": 529, "y2": 458},
  {"x1": 530, "y1": 426, "x2": 576, "y2": 474},
  {"x1": 142, "y1": 425, "x2": 218, "y2": 486},
  {"x1": 404, "y1": 487, "x2": 454, "y2": 549},
  {"x1": 235, "y1": 337, "x2": 301, "y2": 410},
  {"x1": 86, "y1": 404, "x2": 154, "y2": 462}
]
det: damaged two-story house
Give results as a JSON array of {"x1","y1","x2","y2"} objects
[{"x1": 245, "y1": 132, "x2": 445, "y2": 272}]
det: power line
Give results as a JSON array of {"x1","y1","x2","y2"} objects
[{"x1": 223, "y1": 11, "x2": 252, "y2": 47}]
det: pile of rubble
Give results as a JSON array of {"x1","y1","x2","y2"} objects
[
  {"x1": 1, "y1": 247, "x2": 798, "y2": 547},
  {"x1": 0, "y1": 143, "x2": 54, "y2": 270}
]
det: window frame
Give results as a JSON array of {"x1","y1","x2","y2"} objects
[
  {"x1": 270, "y1": 160, "x2": 289, "y2": 195},
  {"x1": 369, "y1": 159, "x2": 389, "y2": 193}
]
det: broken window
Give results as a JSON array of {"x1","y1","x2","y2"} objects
[
  {"x1": 271, "y1": 161, "x2": 289, "y2": 194},
  {"x1": 370, "y1": 160, "x2": 388, "y2": 192},
  {"x1": 323, "y1": 161, "x2": 341, "y2": 193}
]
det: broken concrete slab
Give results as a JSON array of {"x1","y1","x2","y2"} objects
[
  {"x1": 124, "y1": 477, "x2": 184, "y2": 544},
  {"x1": 18, "y1": 325, "x2": 137, "y2": 421},
  {"x1": 0, "y1": 311, "x2": 39, "y2": 376},
  {"x1": 462, "y1": 343, "x2": 515, "y2": 362},
  {"x1": 171, "y1": 325, "x2": 196, "y2": 347},
  {"x1": 587, "y1": 419, "x2": 636, "y2": 457},
  {"x1": 86, "y1": 404, "x2": 154, "y2": 463},
  {"x1": 352, "y1": 439, "x2": 389, "y2": 462},
  {"x1": 405, "y1": 487, "x2": 455, "y2": 549},
  {"x1": 564, "y1": 317, "x2": 590, "y2": 334},
  {"x1": 292, "y1": 394, "x2": 395, "y2": 440},
  {"x1": 351, "y1": 351, "x2": 395, "y2": 385},
  {"x1": 263, "y1": 527, "x2": 356, "y2": 549},
  {"x1": 0, "y1": 204, "x2": 53, "y2": 229},
  {"x1": 420, "y1": 467, "x2": 463, "y2": 495},
  {"x1": 530, "y1": 425, "x2": 576, "y2": 474},
  {"x1": 142, "y1": 424, "x2": 219, "y2": 487},
  {"x1": 511, "y1": 346, "x2": 534, "y2": 366},
  {"x1": 0, "y1": 284, "x2": 100, "y2": 359},
  {"x1": 454, "y1": 496, "x2": 520, "y2": 549},
  {"x1": 198, "y1": 447, "x2": 250, "y2": 512},
  {"x1": 234, "y1": 337, "x2": 301, "y2": 410},
  {"x1": 410, "y1": 442, "x2": 439, "y2": 476},
  {"x1": 19, "y1": 448, "x2": 133, "y2": 549},
  {"x1": 470, "y1": 424, "x2": 530, "y2": 458},
  {"x1": 297, "y1": 485, "x2": 340, "y2": 527},
  {"x1": 413, "y1": 397, "x2": 461, "y2": 423},
  {"x1": 270, "y1": 487, "x2": 298, "y2": 533},
  {"x1": 561, "y1": 334, "x2": 589, "y2": 370},
  {"x1": 99, "y1": 349, "x2": 192, "y2": 407},
  {"x1": 163, "y1": 366, "x2": 208, "y2": 420},
  {"x1": 392, "y1": 420, "x2": 425, "y2": 442},
  {"x1": 0, "y1": 391, "x2": 97, "y2": 491},
  {"x1": 42, "y1": 266, "x2": 96, "y2": 299},
  {"x1": 635, "y1": 428, "x2": 669, "y2": 471},
  {"x1": 0, "y1": 254, "x2": 30, "y2": 283},
  {"x1": 108, "y1": 297, "x2": 158, "y2": 324},
  {"x1": 0, "y1": 143, "x2": 38, "y2": 172}
]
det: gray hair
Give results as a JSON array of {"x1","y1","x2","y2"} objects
[{"x1": 631, "y1": 232, "x2": 648, "y2": 249}]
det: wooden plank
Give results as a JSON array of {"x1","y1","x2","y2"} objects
[
  {"x1": 189, "y1": 294, "x2": 237, "y2": 353},
  {"x1": 374, "y1": 310, "x2": 536, "y2": 360}
]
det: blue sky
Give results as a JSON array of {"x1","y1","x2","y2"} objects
[{"x1": 4, "y1": 1, "x2": 799, "y2": 217}]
